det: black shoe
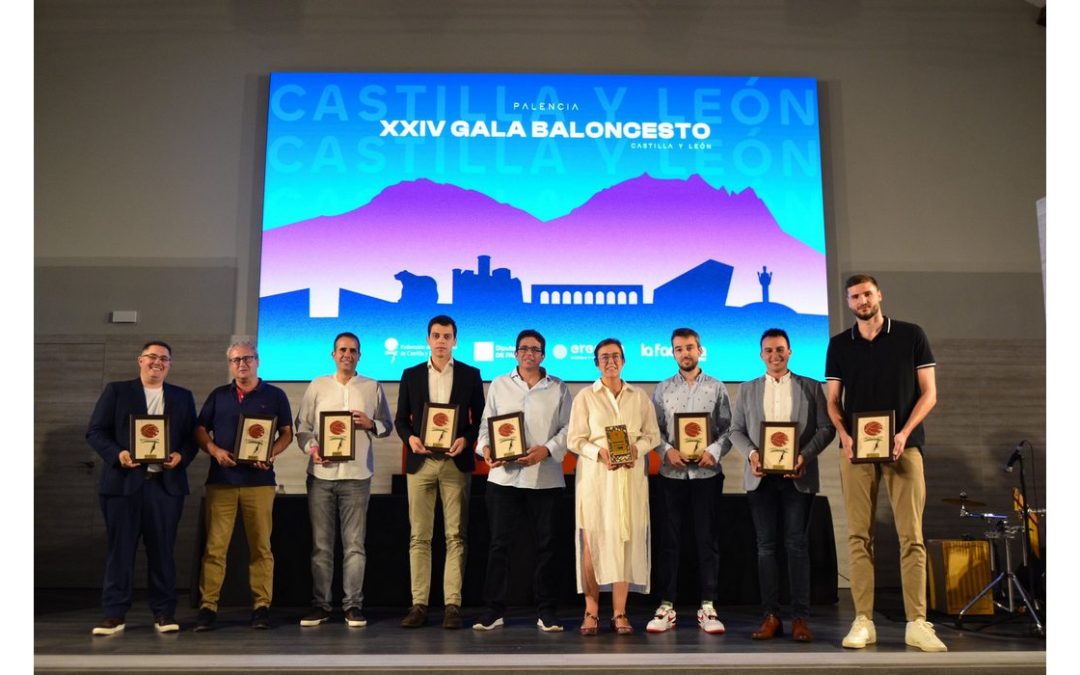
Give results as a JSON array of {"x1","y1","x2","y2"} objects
[
  {"x1": 300, "y1": 607, "x2": 330, "y2": 627},
  {"x1": 400, "y1": 604, "x2": 428, "y2": 628},
  {"x1": 536, "y1": 611, "x2": 564, "y2": 632},
  {"x1": 471, "y1": 610, "x2": 504, "y2": 631},
  {"x1": 345, "y1": 607, "x2": 367, "y2": 628},
  {"x1": 193, "y1": 608, "x2": 216, "y2": 632},
  {"x1": 153, "y1": 614, "x2": 180, "y2": 633},
  {"x1": 91, "y1": 616, "x2": 125, "y2": 636},
  {"x1": 251, "y1": 606, "x2": 272, "y2": 629},
  {"x1": 443, "y1": 604, "x2": 463, "y2": 630}
]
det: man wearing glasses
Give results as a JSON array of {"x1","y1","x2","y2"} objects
[
  {"x1": 472, "y1": 329, "x2": 572, "y2": 632},
  {"x1": 395, "y1": 315, "x2": 486, "y2": 629},
  {"x1": 86, "y1": 341, "x2": 198, "y2": 635},
  {"x1": 648, "y1": 328, "x2": 732, "y2": 635},
  {"x1": 193, "y1": 341, "x2": 293, "y2": 631}
]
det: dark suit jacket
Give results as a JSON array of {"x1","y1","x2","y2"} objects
[
  {"x1": 395, "y1": 360, "x2": 485, "y2": 474},
  {"x1": 86, "y1": 378, "x2": 198, "y2": 497}
]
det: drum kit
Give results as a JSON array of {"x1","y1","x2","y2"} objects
[{"x1": 944, "y1": 491, "x2": 1045, "y2": 635}]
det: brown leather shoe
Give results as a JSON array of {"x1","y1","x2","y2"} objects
[
  {"x1": 751, "y1": 613, "x2": 783, "y2": 639},
  {"x1": 791, "y1": 617, "x2": 814, "y2": 642},
  {"x1": 443, "y1": 604, "x2": 463, "y2": 629},
  {"x1": 400, "y1": 604, "x2": 428, "y2": 628}
]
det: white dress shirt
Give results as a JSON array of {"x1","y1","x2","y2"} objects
[
  {"x1": 763, "y1": 371, "x2": 794, "y2": 422},
  {"x1": 295, "y1": 373, "x2": 392, "y2": 480},
  {"x1": 427, "y1": 358, "x2": 454, "y2": 404},
  {"x1": 476, "y1": 368, "x2": 572, "y2": 490}
]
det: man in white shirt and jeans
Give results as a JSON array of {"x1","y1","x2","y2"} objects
[
  {"x1": 295, "y1": 332, "x2": 392, "y2": 628},
  {"x1": 472, "y1": 329, "x2": 573, "y2": 633}
]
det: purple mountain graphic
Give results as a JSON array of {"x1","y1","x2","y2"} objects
[{"x1": 260, "y1": 175, "x2": 827, "y2": 316}]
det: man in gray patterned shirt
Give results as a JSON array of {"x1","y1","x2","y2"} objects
[{"x1": 647, "y1": 327, "x2": 732, "y2": 635}]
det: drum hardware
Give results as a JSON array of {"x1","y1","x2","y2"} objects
[{"x1": 948, "y1": 482, "x2": 1044, "y2": 636}]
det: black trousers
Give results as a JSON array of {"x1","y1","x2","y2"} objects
[
  {"x1": 657, "y1": 473, "x2": 723, "y2": 604},
  {"x1": 483, "y1": 482, "x2": 562, "y2": 615}
]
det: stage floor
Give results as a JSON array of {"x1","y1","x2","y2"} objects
[{"x1": 35, "y1": 589, "x2": 1045, "y2": 673}]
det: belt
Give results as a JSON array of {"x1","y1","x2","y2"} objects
[{"x1": 144, "y1": 471, "x2": 163, "y2": 480}]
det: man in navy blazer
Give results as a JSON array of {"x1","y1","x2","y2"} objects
[
  {"x1": 394, "y1": 315, "x2": 485, "y2": 629},
  {"x1": 85, "y1": 340, "x2": 198, "y2": 635},
  {"x1": 728, "y1": 328, "x2": 835, "y2": 642}
]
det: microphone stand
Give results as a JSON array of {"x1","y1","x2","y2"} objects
[{"x1": 1011, "y1": 441, "x2": 1044, "y2": 635}]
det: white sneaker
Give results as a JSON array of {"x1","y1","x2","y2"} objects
[
  {"x1": 905, "y1": 619, "x2": 948, "y2": 652},
  {"x1": 697, "y1": 603, "x2": 726, "y2": 634},
  {"x1": 646, "y1": 603, "x2": 676, "y2": 633},
  {"x1": 841, "y1": 614, "x2": 877, "y2": 648}
]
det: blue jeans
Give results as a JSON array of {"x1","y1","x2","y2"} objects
[
  {"x1": 746, "y1": 475, "x2": 813, "y2": 618},
  {"x1": 307, "y1": 475, "x2": 371, "y2": 611}
]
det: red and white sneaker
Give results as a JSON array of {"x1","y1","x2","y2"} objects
[
  {"x1": 697, "y1": 603, "x2": 726, "y2": 634},
  {"x1": 646, "y1": 603, "x2": 677, "y2": 633}
]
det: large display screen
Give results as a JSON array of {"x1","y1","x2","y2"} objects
[{"x1": 258, "y1": 73, "x2": 828, "y2": 382}]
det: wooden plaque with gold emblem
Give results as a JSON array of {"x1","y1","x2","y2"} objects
[
  {"x1": 674, "y1": 413, "x2": 711, "y2": 463},
  {"x1": 605, "y1": 424, "x2": 634, "y2": 466},
  {"x1": 235, "y1": 414, "x2": 277, "y2": 464},
  {"x1": 852, "y1": 410, "x2": 895, "y2": 463},
  {"x1": 420, "y1": 403, "x2": 459, "y2": 452},
  {"x1": 760, "y1": 421, "x2": 799, "y2": 474},
  {"x1": 488, "y1": 411, "x2": 527, "y2": 462},
  {"x1": 129, "y1": 414, "x2": 169, "y2": 464},
  {"x1": 319, "y1": 411, "x2": 355, "y2": 462}
]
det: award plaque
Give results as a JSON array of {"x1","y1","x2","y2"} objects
[
  {"x1": 605, "y1": 424, "x2": 635, "y2": 466},
  {"x1": 420, "y1": 403, "x2": 459, "y2": 452},
  {"x1": 488, "y1": 412, "x2": 527, "y2": 461},
  {"x1": 235, "y1": 414, "x2": 277, "y2": 464},
  {"x1": 760, "y1": 421, "x2": 799, "y2": 474},
  {"x1": 319, "y1": 411, "x2": 355, "y2": 462},
  {"x1": 674, "y1": 413, "x2": 711, "y2": 463},
  {"x1": 852, "y1": 410, "x2": 895, "y2": 463},
  {"x1": 129, "y1": 414, "x2": 169, "y2": 464}
]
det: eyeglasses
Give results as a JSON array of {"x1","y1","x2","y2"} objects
[
  {"x1": 515, "y1": 347, "x2": 543, "y2": 355},
  {"x1": 597, "y1": 354, "x2": 623, "y2": 364},
  {"x1": 140, "y1": 354, "x2": 171, "y2": 363},
  {"x1": 228, "y1": 355, "x2": 257, "y2": 365}
]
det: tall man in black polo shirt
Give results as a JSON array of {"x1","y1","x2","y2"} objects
[{"x1": 825, "y1": 274, "x2": 946, "y2": 652}]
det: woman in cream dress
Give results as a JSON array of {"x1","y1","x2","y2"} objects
[{"x1": 567, "y1": 338, "x2": 661, "y2": 635}]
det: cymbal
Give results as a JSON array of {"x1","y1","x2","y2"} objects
[{"x1": 942, "y1": 497, "x2": 987, "y2": 507}]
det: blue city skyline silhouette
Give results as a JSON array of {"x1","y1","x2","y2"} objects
[{"x1": 258, "y1": 254, "x2": 828, "y2": 382}]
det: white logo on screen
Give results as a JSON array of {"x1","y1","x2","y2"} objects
[
  {"x1": 473, "y1": 341, "x2": 495, "y2": 362},
  {"x1": 552, "y1": 344, "x2": 568, "y2": 360},
  {"x1": 384, "y1": 337, "x2": 399, "y2": 363}
]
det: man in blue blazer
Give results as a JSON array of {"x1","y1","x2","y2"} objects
[
  {"x1": 85, "y1": 340, "x2": 198, "y2": 635},
  {"x1": 394, "y1": 315, "x2": 485, "y2": 629},
  {"x1": 728, "y1": 328, "x2": 835, "y2": 642}
]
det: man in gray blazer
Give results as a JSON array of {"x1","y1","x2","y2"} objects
[{"x1": 729, "y1": 328, "x2": 835, "y2": 642}]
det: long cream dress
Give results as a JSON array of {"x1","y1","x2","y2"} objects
[{"x1": 567, "y1": 379, "x2": 661, "y2": 593}]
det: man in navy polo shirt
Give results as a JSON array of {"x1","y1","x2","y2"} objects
[
  {"x1": 824, "y1": 274, "x2": 945, "y2": 652},
  {"x1": 193, "y1": 340, "x2": 293, "y2": 631}
]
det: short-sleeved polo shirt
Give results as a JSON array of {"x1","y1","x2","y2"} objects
[
  {"x1": 198, "y1": 379, "x2": 293, "y2": 487},
  {"x1": 824, "y1": 317, "x2": 935, "y2": 450}
]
